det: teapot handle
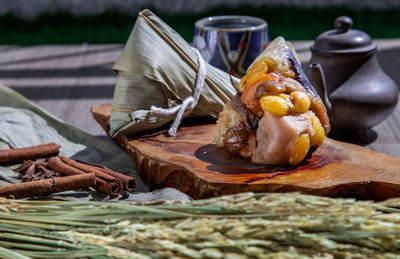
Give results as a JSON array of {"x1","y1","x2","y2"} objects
[{"x1": 309, "y1": 64, "x2": 332, "y2": 111}]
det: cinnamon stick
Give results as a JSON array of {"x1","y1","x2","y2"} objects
[
  {"x1": 59, "y1": 155, "x2": 136, "y2": 192},
  {"x1": 0, "y1": 173, "x2": 96, "y2": 199},
  {"x1": 59, "y1": 155, "x2": 121, "y2": 183},
  {"x1": 47, "y1": 157, "x2": 121, "y2": 196},
  {"x1": 77, "y1": 162, "x2": 137, "y2": 192},
  {"x1": 0, "y1": 143, "x2": 61, "y2": 163},
  {"x1": 97, "y1": 167, "x2": 137, "y2": 192},
  {"x1": 47, "y1": 157, "x2": 88, "y2": 176}
]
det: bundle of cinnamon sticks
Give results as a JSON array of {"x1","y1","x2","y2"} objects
[{"x1": 0, "y1": 143, "x2": 137, "y2": 199}]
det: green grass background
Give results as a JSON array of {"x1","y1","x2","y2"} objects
[{"x1": 1, "y1": 5, "x2": 399, "y2": 45}]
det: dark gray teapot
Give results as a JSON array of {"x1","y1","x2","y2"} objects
[{"x1": 309, "y1": 16, "x2": 399, "y2": 135}]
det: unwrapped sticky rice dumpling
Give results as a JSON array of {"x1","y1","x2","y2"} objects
[{"x1": 215, "y1": 37, "x2": 330, "y2": 165}]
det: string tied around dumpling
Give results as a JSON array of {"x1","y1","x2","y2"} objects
[{"x1": 150, "y1": 47, "x2": 206, "y2": 136}]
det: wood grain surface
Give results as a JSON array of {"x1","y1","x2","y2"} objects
[{"x1": 91, "y1": 103, "x2": 400, "y2": 201}]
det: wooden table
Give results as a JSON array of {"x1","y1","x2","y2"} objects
[
  {"x1": 1, "y1": 40, "x2": 400, "y2": 158},
  {"x1": 0, "y1": 44, "x2": 122, "y2": 137}
]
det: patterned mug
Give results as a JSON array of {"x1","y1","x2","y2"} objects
[{"x1": 193, "y1": 15, "x2": 269, "y2": 77}]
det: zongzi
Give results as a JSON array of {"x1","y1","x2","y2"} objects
[{"x1": 215, "y1": 37, "x2": 330, "y2": 165}]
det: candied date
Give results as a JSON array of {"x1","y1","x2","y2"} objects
[
  {"x1": 254, "y1": 81, "x2": 286, "y2": 99},
  {"x1": 231, "y1": 94, "x2": 259, "y2": 130},
  {"x1": 223, "y1": 123, "x2": 248, "y2": 154}
]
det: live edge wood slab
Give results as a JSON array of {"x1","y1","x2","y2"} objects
[{"x1": 92, "y1": 103, "x2": 400, "y2": 201}]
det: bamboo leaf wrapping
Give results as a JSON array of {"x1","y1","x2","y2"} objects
[{"x1": 110, "y1": 9, "x2": 238, "y2": 137}]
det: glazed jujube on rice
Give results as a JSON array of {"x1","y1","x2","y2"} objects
[{"x1": 215, "y1": 37, "x2": 330, "y2": 165}]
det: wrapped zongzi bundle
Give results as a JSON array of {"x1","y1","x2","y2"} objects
[
  {"x1": 110, "y1": 10, "x2": 238, "y2": 138},
  {"x1": 215, "y1": 37, "x2": 330, "y2": 165}
]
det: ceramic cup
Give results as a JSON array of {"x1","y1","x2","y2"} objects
[{"x1": 193, "y1": 15, "x2": 268, "y2": 77}]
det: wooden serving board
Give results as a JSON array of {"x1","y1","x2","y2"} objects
[{"x1": 92, "y1": 103, "x2": 400, "y2": 201}]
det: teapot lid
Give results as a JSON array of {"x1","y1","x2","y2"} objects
[{"x1": 311, "y1": 16, "x2": 376, "y2": 55}]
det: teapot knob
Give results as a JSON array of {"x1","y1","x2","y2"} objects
[{"x1": 334, "y1": 16, "x2": 353, "y2": 33}]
